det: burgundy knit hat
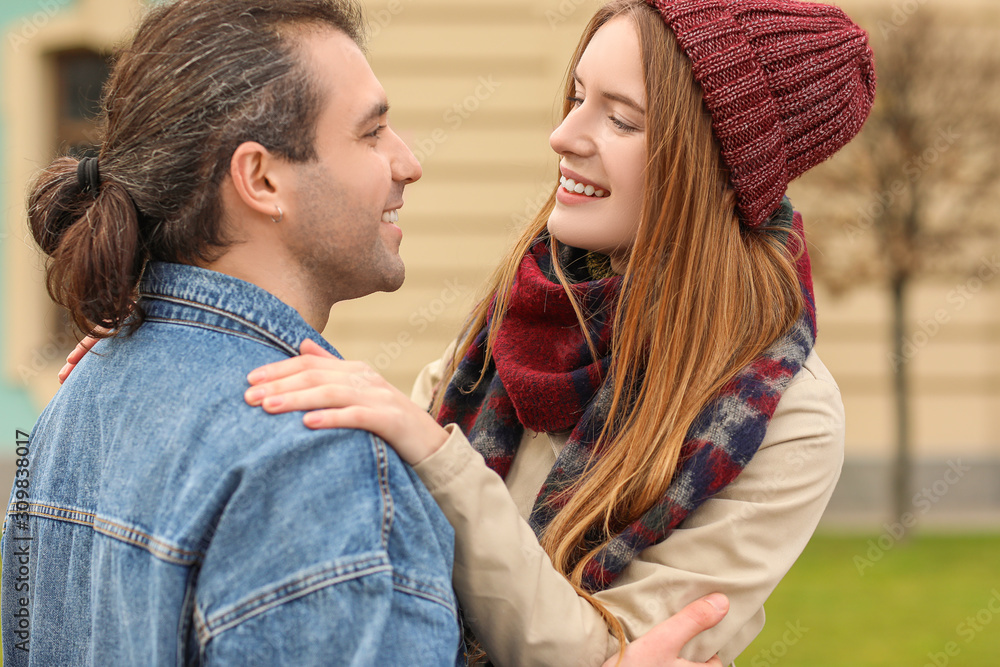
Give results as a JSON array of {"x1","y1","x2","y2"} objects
[{"x1": 645, "y1": 0, "x2": 877, "y2": 227}]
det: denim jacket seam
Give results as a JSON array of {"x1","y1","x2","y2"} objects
[
  {"x1": 24, "y1": 501, "x2": 203, "y2": 565},
  {"x1": 193, "y1": 601, "x2": 211, "y2": 650},
  {"x1": 142, "y1": 293, "x2": 299, "y2": 356},
  {"x1": 198, "y1": 552, "x2": 393, "y2": 644},
  {"x1": 178, "y1": 564, "x2": 201, "y2": 667},
  {"x1": 371, "y1": 435, "x2": 394, "y2": 549},
  {"x1": 144, "y1": 316, "x2": 290, "y2": 355},
  {"x1": 391, "y1": 572, "x2": 458, "y2": 617}
]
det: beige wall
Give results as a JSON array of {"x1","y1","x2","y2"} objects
[
  {"x1": 327, "y1": 0, "x2": 600, "y2": 392},
  {"x1": 3, "y1": 0, "x2": 997, "y2": 463},
  {"x1": 2, "y1": 0, "x2": 143, "y2": 406},
  {"x1": 346, "y1": 0, "x2": 1000, "y2": 463}
]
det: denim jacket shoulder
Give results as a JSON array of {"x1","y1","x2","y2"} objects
[{"x1": 2, "y1": 263, "x2": 461, "y2": 666}]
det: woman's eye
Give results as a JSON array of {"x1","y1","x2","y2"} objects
[
  {"x1": 566, "y1": 96, "x2": 584, "y2": 107},
  {"x1": 610, "y1": 116, "x2": 638, "y2": 133}
]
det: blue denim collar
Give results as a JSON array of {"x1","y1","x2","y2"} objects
[{"x1": 139, "y1": 262, "x2": 341, "y2": 359}]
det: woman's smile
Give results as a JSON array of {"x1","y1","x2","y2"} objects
[
  {"x1": 558, "y1": 167, "x2": 609, "y2": 198},
  {"x1": 546, "y1": 16, "x2": 646, "y2": 263}
]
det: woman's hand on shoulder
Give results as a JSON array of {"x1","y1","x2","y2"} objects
[
  {"x1": 245, "y1": 338, "x2": 449, "y2": 465},
  {"x1": 603, "y1": 594, "x2": 728, "y2": 667},
  {"x1": 58, "y1": 332, "x2": 104, "y2": 384}
]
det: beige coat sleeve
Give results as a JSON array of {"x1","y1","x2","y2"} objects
[{"x1": 412, "y1": 348, "x2": 845, "y2": 667}]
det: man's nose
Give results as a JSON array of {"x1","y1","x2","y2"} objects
[{"x1": 390, "y1": 129, "x2": 422, "y2": 184}]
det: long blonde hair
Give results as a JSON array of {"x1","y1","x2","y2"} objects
[{"x1": 438, "y1": 0, "x2": 804, "y2": 655}]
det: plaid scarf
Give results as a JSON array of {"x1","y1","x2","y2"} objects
[{"x1": 437, "y1": 199, "x2": 817, "y2": 593}]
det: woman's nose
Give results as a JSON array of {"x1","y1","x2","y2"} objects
[{"x1": 549, "y1": 107, "x2": 596, "y2": 158}]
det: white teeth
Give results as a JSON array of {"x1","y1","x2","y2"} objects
[
  {"x1": 559, "y1": 176, "x2": 609, "y2": 198},
  {"x1": 381, "y1": 210, "x2": 399, "y2": 223}
]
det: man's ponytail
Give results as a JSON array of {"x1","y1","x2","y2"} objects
[
  {"x1": 25, "y1": 0, "x2": 367, "y2": 338},
  {"x1": 28, "y1": 156, "x2": 144, "y2": 337}
]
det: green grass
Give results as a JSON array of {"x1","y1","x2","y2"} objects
[
  {"x1": 740, "y1": 533, "x2": 1000, "y2": 667},
  {"x1": 2, "y1": 534, "x2": 998, "y2": 666}
]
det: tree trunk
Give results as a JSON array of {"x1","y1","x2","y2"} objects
[{"x1": 891, "y1": 276, "x2": 912, "y2": 536}]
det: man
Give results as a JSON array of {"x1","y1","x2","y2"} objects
[{"x1": 3, "y1": 0, "x2": 725, "y2": 664}]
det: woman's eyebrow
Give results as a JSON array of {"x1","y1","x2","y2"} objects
[
  {"x1": 572, "y1": 70, "x2": 645, "y2": 114},
  {"x1": 602, "y1": 91, "x2": 645, "y2": 114}
]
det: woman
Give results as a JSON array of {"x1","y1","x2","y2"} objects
[{"x1": 65, "y1": 0, "x2": 874, "y2": 664}]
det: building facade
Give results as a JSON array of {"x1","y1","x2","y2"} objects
[{"x1": 2, "y1": 0, "x2": 997, "y2": 524}]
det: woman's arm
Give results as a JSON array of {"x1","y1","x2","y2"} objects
[
  {"x1": 591, "y1": 353, "x2": 845, "y2": 663},
  {"x1": 244, "y1": 339, "x2": 449, "y2": 465},
  {"x1": 246, "y1": 345, "x2": 843, "y2": 667},
  {"x1": 408, "y1": 352, "x2": 843, "y2": 666}
]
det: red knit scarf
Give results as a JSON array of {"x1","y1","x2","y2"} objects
[{"x1": 438, "y1": 198, "x2": 817, "y2": 592}]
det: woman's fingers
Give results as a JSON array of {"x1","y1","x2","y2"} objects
[
  {"x1": 253, "y1": 384, "x2": 361, "y2": 414},
  {"x1": 58, "y1": 364, "x2": 73, "y2": 385},
  {"x1": 302, "y1": 406, "x2": 377, "y2": 431},
  {"x1": 245, "y1": 363, "x2": 385, "y2": 408},
  {"x1": 247, "y1": 355, "x2": 326, "y2": 384},
  {"x1": 67, "y1": 335, "x2": 100, "y2": 364},
  {"x1": 245, "y1": 344, "x2": 450, "y2": 465},
  {"x1": 59, "y1": 335, "x2": 102, "y2": 384},
  {"x1": 299, "y1": 338, "x2": 333, "y2": 357},
  {"x1": 247, "y1": 341, "x2": 370, "y2": 385},
  {"x1": 245, "y1": 369, "x2": 345, "y2": 406}
]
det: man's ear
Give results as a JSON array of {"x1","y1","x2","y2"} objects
[{"x1": 228, "y1": 141, "x2": 290, "y2": 219}]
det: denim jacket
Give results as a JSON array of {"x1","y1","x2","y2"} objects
[{"x1": 1, "y1": 262, "x2": 463, "y2": 666}]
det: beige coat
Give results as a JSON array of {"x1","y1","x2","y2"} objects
[{"x1": 411, "y1": 345, "x2": 844, "y2": 667}]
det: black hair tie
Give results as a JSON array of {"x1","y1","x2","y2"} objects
[{"x1": 77, "y1": 157, "x2": 102, "y2": 195}]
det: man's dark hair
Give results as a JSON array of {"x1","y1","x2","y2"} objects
[{"x1": 28, "y1": 0, "x2": 366, "y2": 336}]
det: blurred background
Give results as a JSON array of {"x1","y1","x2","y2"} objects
[{"x1": 0, "y1": 0, "x2": 997, "y2": 664}]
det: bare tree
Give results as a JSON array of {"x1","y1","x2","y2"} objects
[{"x1": 794, "y1": 9, "x2": 1000, "y2": 526}]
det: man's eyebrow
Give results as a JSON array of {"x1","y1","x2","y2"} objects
[
  {"x1": 357, "y1": 101, "x2": 390, "y2": 128},
  {"x1": 572, "y1": 70, "x2": 646, "y2": 115}
]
